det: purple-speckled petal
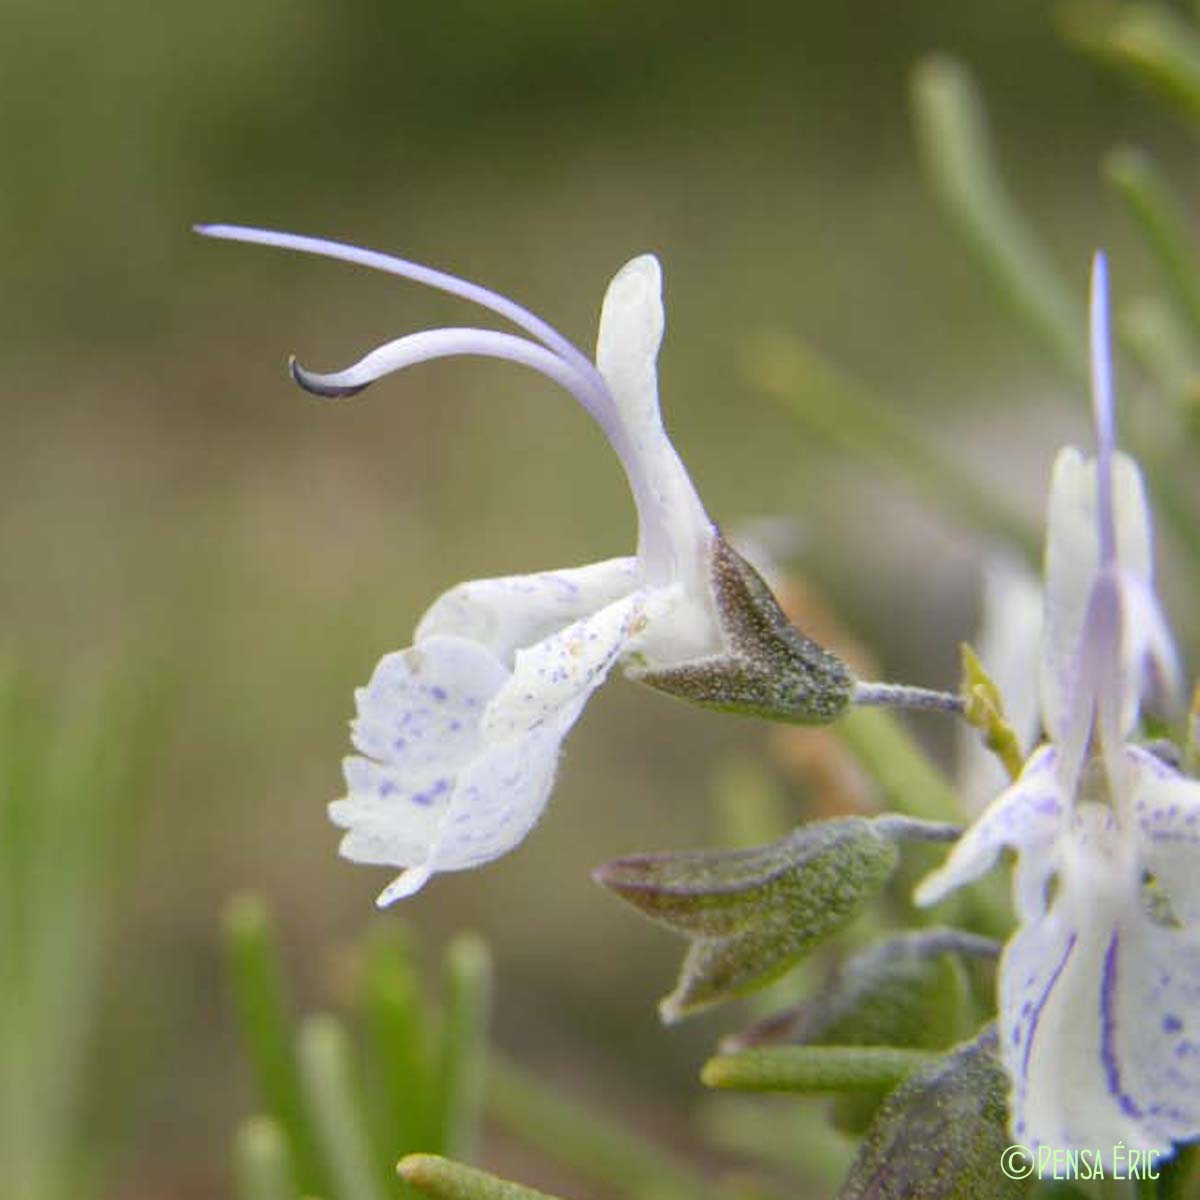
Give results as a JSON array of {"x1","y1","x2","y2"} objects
[
  {"x1": 1097, "y1": 917, "x2": 1200, "y2": 1147},
  {"x1": 915, "y1": 745, "x2": 1063, "y2": 915},
  {"x1": 416, "y1": 557, "x2": 639, "y2": 668},
  {"x1": 421, "y1": 720, "x2": 562, "y2": 876},
  {"x1": 347, "y1": 636, "x2": 507, "y2": 773},
  {"x1": 483, "y1": 590, "x2": 652, "y2": 741},
  {"x1": 1133, "y1": 746, "x2": 1200, "y2": 925}
]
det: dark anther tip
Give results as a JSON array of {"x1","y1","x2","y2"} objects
[{"x1": 288, "y1": 355, "x2": 368, "y2": 399}]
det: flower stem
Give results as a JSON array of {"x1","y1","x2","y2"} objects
[{"x1": 853, "y1": 681, "x2": 965, "y2": 716}]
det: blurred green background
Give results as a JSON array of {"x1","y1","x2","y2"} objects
[{"x1": 1, "y1": 1, "x2": 1194, "y2": 1196}]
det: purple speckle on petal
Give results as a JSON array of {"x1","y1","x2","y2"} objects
[{"x1": 1164, "y1": 1014, "x2": 1184, "y2": 1034}]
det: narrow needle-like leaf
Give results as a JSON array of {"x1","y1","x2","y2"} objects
[
  {"x1": 745, "y1": 333, "x2": 1038, "y2": 562},
  {"x1": 234, "y1": 1115, "x2": 301, "y2": 1200},
  {"x1": 398, "y1": 1154, "x2": 565, "y2": 1200},
  {"x1": 298, "y1": 1014, "x2": 388, "y2": 1200},
  {"x1": 224, "y1": 897, "x2": 326, "y2": 1196},
  {"x1": 435, "y1": 934, "x2": 492, "y2": 1161},
  {"x1": 1105, "y1": 148, "x2": 1200, "y2": 340},
  {"x1": 911, "y1": 54, "x2": 1086, "y2": 378},
  {"x1": 701, "y1": 1046, "x2": 939, "y2": 1094}
]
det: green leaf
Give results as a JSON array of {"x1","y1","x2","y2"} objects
[
  {"x1": 434, "y1": 934, "x2": 492, "y2": 1161},
  {"x1": 838, "y1": 1027, "x2": 1026, "y2": 1200},
  {"x1": 233, "y1": 1116, "x2": 301, "y2": 1200},
  {"x1": 595, "y1": 818, "x2": 899, "y2": 1021},
  {"x1": 910, "y1": 54, "x2": 1086, "y2": 378},
  {"x1": 223, "y1": 895, "x2": 326, "y2": 1196},
  {"x1": 298, "y1": 1014, "x2": 389, "y2": 1200},
  {"x1": 398, "y1": 1154, "x2": 567, "y2": 1200},
  {"x1": 702, "y1": 1046, "x2": 938, "y2": 1093},
  {"x1": 632, "y1": 534, "x2": 854, "y2": 724}
]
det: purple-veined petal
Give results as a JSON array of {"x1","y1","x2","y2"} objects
[
  {"x1": 1040, "y1": 447, "x2": 1156, "y2": 744},
  {"x1": 415, "y1": 557, "x2": 639, "y2": 668},
  {"x1": 1102, "y1": 916, "x2": 1200, "y2": 1146},
  {"x1": 999, "y1": 805, "x2": 1188, "y2": 1159},
  {"x1": 915, "y1": 745, "x2": 1063, "y2": 914}
]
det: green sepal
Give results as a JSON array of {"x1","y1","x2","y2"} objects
[
  {"x1": 736, "y1": 929, "x2": 980, "y2": 1053},
  {"x1": 838, "y1": 1026, "x2": 1027, "y2": 1200},
  {"x1": 594, "y1": 817, "x2": 899, "y2": 1021},
  {"x1": 815, "y1": 931, "x2": 979, "y2": 1134},
  {"x1": 631, "y1": 534, "x2": 854, "y2": 724}
]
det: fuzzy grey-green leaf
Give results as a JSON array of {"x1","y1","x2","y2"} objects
[{"x1": 596, "y1": 818, "x2": 899, "y2": 1020}]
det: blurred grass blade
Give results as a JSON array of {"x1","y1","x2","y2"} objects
[
  {"x1": 701, "y1": 1046, "x2": 939, "y2": 1093},
  {"x1": 1120, "y1": 294, "x2": 1199, "y2": 404},
  {"x1": 234, "y1": 1116, "x2": 301, "y2": 1200},
  {"x1": 712, "y1": 754, "x2": 792, "y2": 848},
  {"x1": 361, "y1": 926, "x2": 438, "y2": 1154},
  {"x1": 1062, "y1": 1, "x2": 1200, "y2": 125},
  {"x1": 911, "y1": 55, "x2": 1086, "y2": 378},
  {"x1": 224, "y1": 896, "x2": 325, "y2": 1195},
  {"x1": 700, "y1": 1097, "x2": 857, "y2": 1189},
  {"x1": 834, "y1": 710, "x2": 962, "y2": 825},
  {"x1": 398, "y1": 1154, "x2": 566, "y2": 1200},
  {"x1": 745, "y1": 333, "x2": 1039, "y2": 561},
  {"x1": 435, "y1": 934, "x2": 492, "y2": 1161},
  {"x1": 488, "y1": 1053, "x2": 729, "y2": 1200},
  {"x1": 1105, "y1": 148, "x2": 1200, "y2": 339},
  {"x1": 0, "y1": 663, "x2": 169, "y2": 1200},
  {"x1": 299, "y1": 1014, "x2": 389, "y2": 1200}
]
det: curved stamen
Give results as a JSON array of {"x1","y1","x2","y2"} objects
[
  {"x1": 286, "y1": 327, "x2": 613, "y2": 425},
  {"x1": 194, "y1": 224, "x2": 606, "y2": 393},
  {"x1": 1090, "y1": 252, "x2": 1117, "y2": 567}
]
